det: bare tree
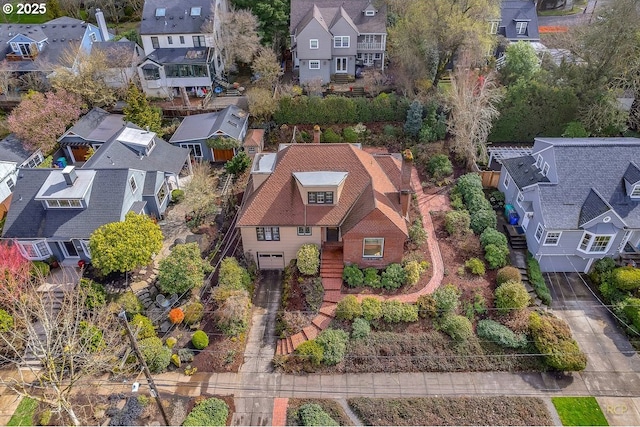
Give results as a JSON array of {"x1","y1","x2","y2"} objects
[
  {"x1": 0, "y1": 276, "x2": 127, "y2": 426},
  {"x1": 246, "y1": 87, "x2": 278, "y2": 122},
  {"x1": 204, "y1": 6, "x2": 261, "y2": 72},
  {"x1": 183, "y1": 162, "x2": 218, "y2": 222},
  {"x1": 447, "y1": 65, "x2": 503, "y2": 170},
  {"x1": 251, "y1": 47, "x2": 282, "y2": 89},
  {"x1": 0, "y1": 60, "x2": 18, "y2": 99}
]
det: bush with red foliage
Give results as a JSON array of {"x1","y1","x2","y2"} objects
[{"x1": 0, "y1": 243, "x2": 31, "y2": 306}]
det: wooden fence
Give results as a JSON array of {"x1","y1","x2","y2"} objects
[{"x1": 479, "y1": 170, "x2": 501, "y2": 188}]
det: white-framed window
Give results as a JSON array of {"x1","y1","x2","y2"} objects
[
  {"x1": 374, "y1": 53, "x2": 381, "y2": 59},
  {"x1": 363, "y1": 35, "x2": 375, "y2": 43},
  {"x1": 10, "y1": 42, "x2": 18, "y2": 52},
  {"x1": 535, "y1": 224, "x2": 544, "y2": 242},
  {"x1": 363, "y1": 238, "x2": 384, "y2": 258},
  {"x1": 129, "y1": 176, "x2": 138, "y2": 193},
  {"x1": 365, "y1": 9, "x2": 375, "y2": 16},
  {"x1": 631, "y1": 184, "x2": 640, "y2": 198},
  {"x1": 357, "y1": 53, "x2": 362, "y2": 59},
  {"x1": 6, "y1": 176, "x2": 14, "y2": 191},
  {"x1": 45, "y1": 199, "x2": 82, "y2": 208},
  {"x1": 193, "y1": 35, "x2": 205, "y2": 47},
  {"x1": 578, "y1": 232, "x2": 614, "y2": 253},
  {"x1": 535, "y1": 155, "x2": 542, "y2": 169},
  {"x1": 156, "y1": 183, "x2": 168, "y2": 205},
  {"x1": 488, "y1": 21, "x2": 499, "y2": 34},
  {"x1": 179, "y1": 35, "x2": 185, "y2": 44},
  {"x1": 17, "y1": 240, "x2": 51, "y2": 260},
  {"x1": 542, "y1": 162, "x2": 550, "y2": 176},
  {"x1": 517, "y1": 191, "x2": 524, "y2": 206},
  {"x1": 90, "y1": 32, "x2": 98, "y2": 43},
  {"x1": 544, "y1": 231, "x2": 562, "y2": 246},
  {"x1": 309, "y1": 39, "x2": 319, "y2": 49},
  {"x1": 151, "y1": 36, "x2": 159, "y2": 49},
  {"x1": 297, "y1": 226, "x2": 311, "y2": 236},
  {"x1": 167, "y1": 35, "x2": 173, "y2": 45},
  {"x1": 256, "y1": 226, "x2": 280, "y2": 241},
  {"x1": 503, "y1": 172, "x2": 510, "y2": 189},
  {"x1": 516, "y1": 21, "x2": 528, "y2": 35},
  {"x1": 308, "y1": 191, "x2": 333, "y2": 204},
  {"x1": 334, "y1": 36, "x2": 350, "y2": 48},
  {"x1": 309, "y1": 60, "x2": 320, "y2": 70},
  {"x1": 181, "y1": 143, "x2": 203, "y2": 159},
  {"x1": 24, "y1": 152, "x2": 44, "y2": 168},
  {"x1": 81, "y1": 240, "x2": 91, "y2": 258}
]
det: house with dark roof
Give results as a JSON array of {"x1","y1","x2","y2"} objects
[
  {"x1": 169, "y1": 105, "x2": 249, "y2": 161},
  {"x1": 92, "y1": 39, "x2": 145, "y2": 88},
  {"x1": 491, "y1": 0, "x2": 540, "y2": 43},
  {"x1": 237, "y1": 143, "x2": 411, "y2": 270},
  {"x1": 290, "y1": 0, "x2": 387, "y2": 84},
  {"x1": 137, "y1": 0, "x2": 228, "y2": 97},
  {"x1": 498, "y1": 138, "x2": 640, "y2": 273}
]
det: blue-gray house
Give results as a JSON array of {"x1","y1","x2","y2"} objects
[{"x1": 498, "y1": 137, "x2": 640, "y2": 273}]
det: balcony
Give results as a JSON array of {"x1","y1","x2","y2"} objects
[{"x1": 357, "y1": 42, "x2": 383, "y2": 51}]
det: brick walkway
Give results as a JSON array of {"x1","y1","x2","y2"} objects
[{"x1": 271, "y1": 398, "x2": 289, "y2": 426}]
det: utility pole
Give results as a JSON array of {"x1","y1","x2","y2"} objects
[{"x1": 118, "y1": 311, "x2": 171, "y2": 426}]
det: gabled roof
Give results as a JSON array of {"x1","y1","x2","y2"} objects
[
  {"x1": 501, "y1": 155, "x2": 549, "y2": 189},
  {"x1": 2, "y1": 168, "x2": 132, "y2": 239},
  {"x1": 169, "y1": 105, "x2": 249, "y2": 142},
  {"x1": 624, "y1": 162, "x2": 640, "y2": 184},
  {"x1": 59, "y1": 107, "x2": 125, "y2": 144},
  {"x1": 290, "y1": 0, "x2": 387, "y2": 34},
  {"x1": 237, "y1": 144, "x2": 407, "y2": 236},
  {"x1": 329, "y1": 6, "x2": 359, "y2": 34},
  {"x1": 0, "y1": 134, "x2": 35, "y2": 164},
  {"x1": 295, "y1": 4, "x2": 331, "y2": 34},
  {"x1": 92, "y1": 40, "x2": 142, "y2": 65},
  {"x1": 499, "y1": 0, "x2": 540, "y2": 41},
  {"x1": 579, "y1": 188, "x2": 611, "y2": 226},
  {"x1": 140, "y1": 0, "x2": 213, "y2": 36},
  {"x1": 243, "y1": 129, "x2": 264, "y2": 147}
]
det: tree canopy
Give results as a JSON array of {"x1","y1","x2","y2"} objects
[
  {"x1": 123, "y1": 84, "x2": 163, "y2": 137},
  {"x1": 231, "y1": 0, "x2": 289, "y2": 47}
]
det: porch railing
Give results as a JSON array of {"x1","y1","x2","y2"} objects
[{"x1": 357, "y1": 42, "x2": 383, "y2": 50}]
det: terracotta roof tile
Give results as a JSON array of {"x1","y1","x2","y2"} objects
[{"x1": 243, "y1": 129, "x2": 264, "y2": 147}]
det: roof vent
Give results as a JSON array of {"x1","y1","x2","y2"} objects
[
  {"x1": 524, "y1": 169, "x2": 529, "y2": 173},
  {"x1": 518, "y1": 161, "x2": 524, "y2": 166}
]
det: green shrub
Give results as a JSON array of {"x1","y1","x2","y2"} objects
[
  {"x1": 218, "y1": 257, "x2": 251, "y2": 291},
  {"x1": 433, "y1": 283, "x2": 460, "y2": 315},
  {"x1": 118, "y1": 291, "x2": 143, "y2": 317},
  {"x1": 363, "y1": 267, "x2": 381, "y2": 288},
  {"x1": 138, "y1": 337, "x2": 171, "y2": 373},
  {"x1": 298, "y1": 403, "x2": 339, "y2": 426},
  {"x1": 351, "y1": 318, "x2": 371, "y2": 340},
  {"x1": 404, "y1": 100, "x2": 424, "y2": 138},
  {"x1": 178, "y1": 348, "x2": 194, "y2": 363},
  {"x1": 465, "y1": 258, "x2": 486, "y2": 276},
  {"x1": 39, "y1": 409, "x2": 52, "y2": 426},
  {"x1": 192, "y1": 330, "x2": 209, "y2": 349},
  {"x1": 381, "y1": 263, "x2": 406, "y2": 290},
  {"x1": 529, "y1": 312, "x2": 587, "y2": 371},
  {"x1": 130, "y1": 314, "x2": 156, "y2": 339},
  {"x1": 416, "y1": 294, "x2": 437, "y2": 318},
  {"x1": 470, "y1": 208, "x2": 497, "y2": 235},
  {"x1": 383, "y1": 124, "x2": 398, "y2": 136},
  {"x1": 183, "y1": 397, "x2": 229, "y2": 426},
  {"x1": 496, "y1": 266, "x2": 522, "y2": 285},
  {"x1": 343, "y1": 264, "x2": 364, "y2": 288},
  {"x1": 381, "y1": 300, "x2": 419, "y2": 323},
  {"x1": 408, "y1": 218, "x2": 427, "y2": 246},
  {"x1": 183, "y1": 302, "x2": 204, "y2": 325},
  {"x1": 165, "y1": 337, "x2": 177, "y2": 349},
  {"x1": 335, "y1": 295, "x2": 362, "y2": 321},
  {"x1": 463, "y1": 292, "x2": 488, "y2": 320},
  {"x1": 297, "y1": 244, "x2": 320, "y2": 275},
  {"x1": 316, "y1": 329, "x2": 349, "y2": 365},
  {"x1": 455, "y1": 173, "x2": 484, "y2": 201},
  {"x1": 495, "y1": 280, "x2": 530, "y2": 314},
  {"x1": 445, "y1": 210, "x2": 471, "y2": 236},
  {"x1": 484, "y1": 244, "x2": 509, "y2": 269},
  {"x1": 361, "y1": 297, "x2": 382, "y2": 321},
  {"x1": 225, "y1": 151, "x2": 251, "y2": 175},
  {"x1": 439, "y1": 314, "x2": 473, "y2": 342},
  {"x1": 404, "y1": 260, "x2": 427, "y2": 286},
  {"x1": 593, "y1": 257, "x2": 616, "y2": 274},
  {"x1": 427, "y1": 154, "x2": 453, "y2": 180},
  {"x1": 30, "y1": 261, "x2": 50, "y2": 278},
  {"x1": 0, "y1": 308, "x2": 14, "y2": 332},
  {"x1": 79, "y1": 320, "x2": 104, "y2": 353},
  {"x1": 158, "y1": 243, "x2": 209, "y2": 294},
  {"x1": 527, "y1": 255, "x2": 552, "y2": 305},
  {"x1": 612, "y1": 267, "x2": 640, "y2": 291},
  {"x1": 295, "y1": 340, "x2": 324, "y2": 366},
  {"x1": 480, "y1": 228, "x2": 508, "y2": 249},
  {"x1": 216, "y1": 293, "x2": 250, "y2": 337},
  {"x1": 420, "y1": 103, "x2": 447, "y2": 142},
  {"x1": 477, "y1": 319, "x2": 527, "y2": 348},
  {"x1": 171, "y1": 189, "x2": 185, "y2": 203},
  {"x1": 622, "y1": 297, "x2": 640, "y2": 332},
  {"x1": 449, "y1": 189, "x2": 465, "y2": 210},
  {"x1": 321, "y1": 128, "x2": 342, "y2": 143},
  {"x1": 342, "y1": 127, "x2": 358, "y2": 143},
  {"x1": 79, "y1": 278, "x2": 106, "y2": 310},
  {"x1": 600, "y1": 280, "x2": 627, "y2": 304}
]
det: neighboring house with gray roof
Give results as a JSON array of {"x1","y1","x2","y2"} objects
[
  {"x1": 92, "y1": 39, "x2": 145, "y2": 88},
  {"x1": 137, "y1": 0, "x2": 228, "y2": 97},
  {"x1": 290, "y1": 0, "x2": 387, "y2": 84},
  {"x1": 169, "y1": 105, "x2": 249, "y2": 162},
  {"x1": 498, "y1": 137, "x2": 640, "y2": 273},
  {"x1": 490, "y1": 0, "x2": 540, "y2": 43},
  {"x1": 0, "y1": 134, "x2": 46, "y2": 214}
]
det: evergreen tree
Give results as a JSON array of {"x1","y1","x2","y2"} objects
[
  {"x1": 404, "y1": 100, "x2": 424, "y2": 139},
  {"x1": 123, "y1": 83, "x2": 163, "y2": 137}
]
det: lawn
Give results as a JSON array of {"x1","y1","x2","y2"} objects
[
  {"x1": 552, "y1": 397, "x2": 609, "y2": 426},
  {"x1": 7, "y1": 397, "x2": 37, "y2": 426}
]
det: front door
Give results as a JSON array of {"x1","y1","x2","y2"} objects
[
  {"x1": 59, "y1": 240, "x2": 79, "y2": 258},
  {"x1": 521, "y1": 213, "x2": 531, "y2": 231},
  {"x1": 335, "y1": 57, "x2": 348, "y2": 73},
  {"x1": 326, "y1": 227, "x2": 339, "y2": 242}
]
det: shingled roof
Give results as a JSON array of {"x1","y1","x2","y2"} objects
[
  {"x1": 140, "y1": 0, "x2": 213, "y2": 35},
  {"x1": 169, "y1": 105, "x2": 249, "y2": 142},
  {"x1": 237, "y1": 144, "x2": 407, "y2": 236},
  {"x1": 501, "y1": 155, "x2": 550, "y2": 189},
  {"x1": 290, "y1": 0, "x2": 387, "y2": 34}
]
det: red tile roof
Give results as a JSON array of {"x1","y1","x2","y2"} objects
[
  {"x1": 237, "y1": 144, "x2": 408, "y2": 235},
  {"x1": 243, "y1": 129, "x2": 264, "y2": 147}
]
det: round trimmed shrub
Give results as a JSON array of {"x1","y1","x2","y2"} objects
[
  {"x1": 465, "y1": 258, "x2": 485, "y2": 276},
  {"x1": 363, "y1": 267, "x2": 380, "y2": 288},
  {"x1": 298, "y1": 403, "x2": 339, "y2": 426},
  {"x1": 296, "y1": 244, "x2": 320, "y2": 275},
  {"x1": 470, "y1": 208, "x2": 497, "y2": 234},
  {"x1": 118, "y1": 291, "x2": 143, "y2": 317},
  {"x1": 529, "y1": 312, "x2": 587, "y2": 371},
  {"x1": 0, "y1": 308, "x2": 14, "y2": 332},
  {"x1": 432, "y1": 283, "x2": 460, "y2": 315},
  {"x1": 295, "y1": 340, "x2": 324, "y2": 366},
  {"x1": 381, "y1": 300, "x2": 419, "y2": 323},
  {"x1": 361, "y1": 297, "x2": 382, "y2": 321},
  {"x1": 381, "y1": 263, "x2": 406, "y2": 290},
  {"x1": 129, "y1": 314, "x2": 156, "y2": 339},
  {"x1": 79, "y1": 278, "x2": 106, "y2": 310},
  {"x1": 138, "y1": 337, "x2": 171, "y2": 373},
  {"x1": 316, "y1": 329, "x2": 348, "y2": 365},
  {"x1": 192, "y1": 330, "x2": 209, "y2": 349},
  {"x1": 171, "y1": 189, "x2": 185, "y2": 203},
  {"x1": 427, "y1": 154, "x2": 453, "y2": 180},
  {"x1": 496, "y1": 266, "x2": 522, "y2": 285},
  {"x1": 168, "y1": 308, "x2": 185, "y2": 324},
  {"x1": 343, "y1": 264, "x2": 364, "y2": 288},
  {"x1": 416, "y1": 294, "x2": 437, "y2": 318},
  {"x1": 183, "y1": 301, "x2": 204, "y2": 325},
  {"x1": 404, "y1": 260, "x2": 426, "y2": 286},
  {"x1": 439, "y1": 314, "x2": 473, "y2": 342},
  {"x1": 495, "y1": 280, "x2": 530, "y2": 314},
  {"x1": 445, "y1": 210, "x2": 471, "y2": 236},
  {"x1": 477, "y1": 319, "x2": 527, "y2": 348},
  {"x1": 484, "y1": 244, "x2": 509, "y2": 269},
  {"x1": 183, "y1": 397, "x2": 229, "y2": 426},
  {"x1": 335, "y1": 295, "x2": 362, "y2": 321},
  {"x1": 612, "y1": 267, "x2": 640, "y2": 291},
  {"x1": 480, "y1": 228, "x2": 508, "y2": 249},
  {"x1": 351, "y1": 317, "x2": 371, "y2": 340}
]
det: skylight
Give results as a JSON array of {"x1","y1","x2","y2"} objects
[
  {"x1": 155, "y1": 8, "x2": 166, "y2": 17},
  {"x1": 191, "y1": 7, "x2": 201, "y2": 16}
]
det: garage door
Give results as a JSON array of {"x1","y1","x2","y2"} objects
[{"x1": 258, "y1": 253, "x2": 284, "y2": 269}]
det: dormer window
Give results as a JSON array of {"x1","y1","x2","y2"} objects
[
  {"x1": 535, "y1": 155, "x2": 542, "y2": 169},
  {"x1": 308, "y1": 191, "x2": 333, "y2": 204},
  {"x1": 542, "y1": 162, "x2": 549, "y2": 176},
  {"x1": 45, "y1": 199, "x2": 82, "y2": 208},
  {"x1": 148, "y1": 138, "x2": 156, "y2": 153},
  {"x1": 515, "y1": 21, "x2": 528, "y2": 35},
  {"x1": 155, "y1": 8, "x2": 166, "y2": 17},
  {"x1": 130, "y1": 176, "x2": 138, "y2": 193},
  {"x1": 632, "y1": 185, "x2": 640, "y2": 198},
  {"x1": 190, "y1": 7, "x2": 202, "y2": 16}
]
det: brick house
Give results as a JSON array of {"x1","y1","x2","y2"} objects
[{"x1": 237, "y1": 143, "x2": 411, "y2": 270}]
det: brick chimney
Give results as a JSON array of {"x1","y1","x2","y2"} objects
[
  {"x1": 313, "y1": 125, "x2": 320, "y2": 143},
  {"x1": 399, "y1": 149, "x2": 413, "y2": 217}
]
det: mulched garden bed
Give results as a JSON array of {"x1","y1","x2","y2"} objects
[
  {"x1": 347, "y1": 396, "x2": 553, "y2": 426},
  {"x1": 286, "y1": 398, "x2": 354, "y2": 426}
]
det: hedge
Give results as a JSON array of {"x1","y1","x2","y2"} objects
[
  {"x1": 298, "y1": 403, "x2": 339, "y2": 426},
  {"x1": 183, "y1": 397, "x2": 229, "y2": 426},
  {"x1": 477, "y1": 319, "x2": 527, "y2": 348},
  {"x1": 529, "y1": 312, "x2": 587, "y2": 371},
  {"x1": 381, "y1": 300, "x2": 419, "y2": 323},
  {"x1": 297, "y1": 244, "x2": 320, "y2": 275},
  {"x1": 335, "y1": 295, "x2": 362, "y2": 321},
  {"x1": 612, "y1": 267, "x2": 640, "y2": 291},
  {"x1": 361, "y1": 297, "x2": 383, "y2": 322},
  {"x1": 527, "y1": 254, "x2": 552, "y2": 305}
]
